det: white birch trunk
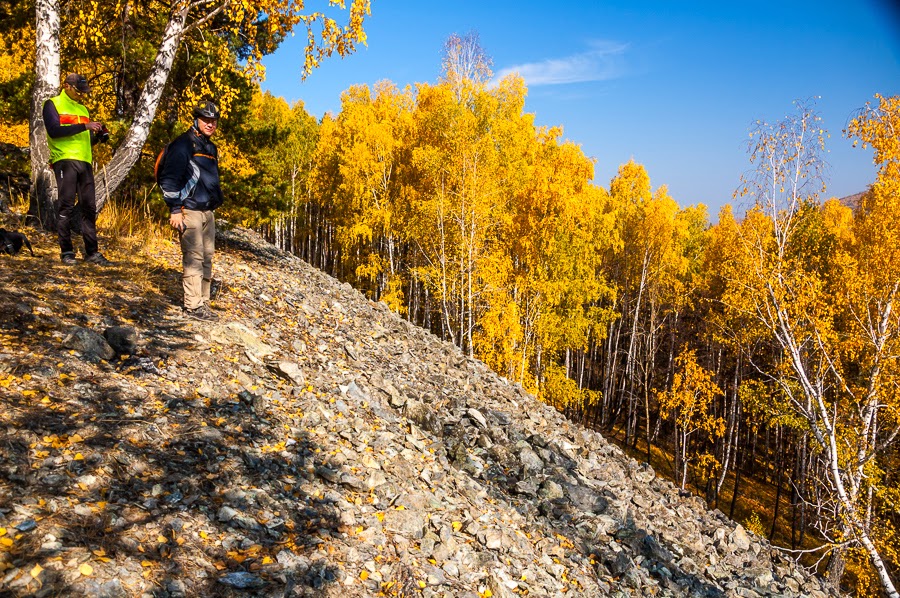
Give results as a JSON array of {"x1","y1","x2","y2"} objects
[
  {"x1": 94, "y1": 2, "x2": 192, "y2": 211},
  {"x1": 737, "y1": 102, "x2": 898, "y2": 596},
  {"x1": 717, "y1": 379, "x2": 739, "y2": 494},
  {"x1": 760, "y1": 255, "x2": 899, "y2": 598},
  {"x1": 28, "y1": 0, "x2": 60, "y2": 230}
]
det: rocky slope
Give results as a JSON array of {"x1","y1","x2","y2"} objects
[{"x1": 0, "y1": 223, "x2": 836, "y2": 597}]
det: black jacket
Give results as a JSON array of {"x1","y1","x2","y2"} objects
[{"x1": 158, "y1": 126, "x2": 224, "y2": 213}]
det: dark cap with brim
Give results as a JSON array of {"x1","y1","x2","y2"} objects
[{"x1": 64, "y1": 73, "x2": 90, "y2": 94}]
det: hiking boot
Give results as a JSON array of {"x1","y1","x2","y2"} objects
[
  {"x1": 61, "y1": 253, "x2": 77, "y2": 266},
  {"x1": 85, "y1": 252, "x2": 113, "y2": 266},
  {"x1": 184, "y1": 304, "x2": 219, "y2": 322}
]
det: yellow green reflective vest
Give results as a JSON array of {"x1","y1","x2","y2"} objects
[{"x1": 47, "y1": 92, "x2": 92, "y2": 164}]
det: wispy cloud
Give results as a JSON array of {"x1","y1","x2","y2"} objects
[{"x1": 493, "y1": 41, "x2": 628, "y2": 87}]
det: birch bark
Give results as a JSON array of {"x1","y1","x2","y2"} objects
[
  {"x1": 94, "y1": 2, "x2": 193, "y2": 211},
  {"x1": 28, "y1": 0, "x2": 60, "y2": 230},
  {"x1": 737, "y1": 100, "x2": 899, "y2": 597}
]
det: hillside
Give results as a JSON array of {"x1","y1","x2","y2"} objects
[{"x1": 0, "y1": 222, "x2": 837, "y2": 598}]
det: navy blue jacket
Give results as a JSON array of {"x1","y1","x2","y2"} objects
[{"x1": 158, "y1": 126, "x2": 224, "y2": 213}]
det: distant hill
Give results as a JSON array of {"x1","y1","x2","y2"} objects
[{"x1": 837, "y1": 191, "x2": 866, "y2": 210}]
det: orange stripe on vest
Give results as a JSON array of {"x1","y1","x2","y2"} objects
[{"x1": 59, "y1": 114, "x2": 90, "y2": 125}]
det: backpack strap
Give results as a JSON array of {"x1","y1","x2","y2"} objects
[{"x1": 153, "y1": 145, "x2": 169, "y2": 180}]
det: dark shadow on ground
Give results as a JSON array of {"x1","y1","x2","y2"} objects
[{"x1": 0, "y1": 233, "x2": 343, "y2": 597}]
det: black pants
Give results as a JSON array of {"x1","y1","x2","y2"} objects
[{"x1": 53, "y1": 159, "x2": 98, "y2": 257}]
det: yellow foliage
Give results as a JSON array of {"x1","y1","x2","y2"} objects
[
  {"x1": 657, "y1": 350, "x2": 724, "y2": 438},
  {"x1": 609, "y1": 158, "x2": 651, "y2": 204},
  {"x1": 744, "y1": 512, "x2": 766, "y2": 537},
  {"x1": 820, "y1": 197, "x2": 855, "y2": 246},
  {"x1": 698, "y1": 97, "x2": 900, "y2": 595},
  {"x1": 657, "y1": 350, "x2": 724, "y2": 488},
  {"x1": 0, "y1": 34, "x2": 32, "y2": 78},
  {"x1": 0, "y1": 26, "x2": 32, "y2": 144},
  {"x1": 216, "y1": 137, "x2": 256, "y2": 178},
  {"x1": 380, "y1": 275, "x2": 407, "y2": 316},
  {"x1": 540, "y1": 363, "x2": 600, "y2": 412},
  {"x1": 0, "y1": 122, "x2": 28, "y2": 147},
  {"x1": 473, "y1": 297, "x2": 523, "y2": 379}
]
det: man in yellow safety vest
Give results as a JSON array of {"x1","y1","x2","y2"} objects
[{"x1": 42, "y1": 73, "x2": 112, "y2": 266}]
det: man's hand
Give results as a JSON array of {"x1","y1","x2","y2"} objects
[
  {"x1": 169, "y1": 211, "x2": 186, "y2": 232},
  {"x1": 86, "y1": 122, "x2": 103, "y2": 133}
]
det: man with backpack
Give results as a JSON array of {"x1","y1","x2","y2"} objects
[{"x1": 158, "y1": 100, "x2": 224, "y2": 322}]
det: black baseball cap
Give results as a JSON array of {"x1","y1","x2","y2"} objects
[{"x1": 64, "y1": 73, "x2": 90, "y2": 94}]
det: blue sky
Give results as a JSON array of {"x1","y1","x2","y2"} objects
[{"x1": 260, "y1": 0, "x2": 900, "y2": 218}]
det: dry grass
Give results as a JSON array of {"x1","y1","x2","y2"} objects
[
  {"x1": 4, "y1": 188, "x2": 176, "y2": 294},
  {"x1": 94, "y1": 193, "x2": 179, "y2": 295},
  {"x1": 6, "y1": 185, "x2": 172, "y2": 251},
  {"x1": 7, "y1": 189, "x2": 29, "y2": 215},
  {"x1": 96, "y1": 190, "x2": 173, "y2": 256}
]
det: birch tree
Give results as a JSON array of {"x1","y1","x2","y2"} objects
[
  {"x1": 657, "y1": 350, "x2": 725, "y2": 489},
  {"x1": 30, "y1": 0, "x2": 371, "y2": 225},
  {"x1": 732, "y1": 98, "x2": 899, "y2": 597},
  {"x1": 28, "y1": 0, "x2": 60, "y2": 228},
  {"x1": 440, "y1": 30, "x2": 492, "y2": 100}
]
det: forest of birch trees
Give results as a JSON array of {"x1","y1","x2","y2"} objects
[
  {"x1": 255, "y1": 73, "x2": 900, "y2": 595},
  {"x1": 2, "y1": 5, "x2": 898, "y2": 593}
]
